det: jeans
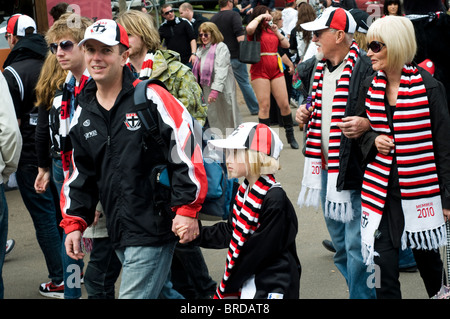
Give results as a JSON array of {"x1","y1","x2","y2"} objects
[
  {"x1": 16, "y1": 164, "x2": 63, "y2": 284},
  {"x1": 52, "y1": 158, "x2": 84, "y2": 299},
  {"x1": 115, "y1": 241, "x2": 177, "y2": 299},
  {"x1": 0, "y1": 184, "x2": 7, "y2": 299},
  {"x1": 84, "y1": 237, "x2": 122, "y2": 299},
  {"x1": 230, "y1": 58, "x2": 259, "y2": 114},
  {"x1": 320, "y1": 170, "x2": 376, "y2": 299}
]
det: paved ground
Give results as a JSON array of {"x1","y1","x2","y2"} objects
[{"x1": 2, "y1": 88, "x2": 433, "y2": 300}]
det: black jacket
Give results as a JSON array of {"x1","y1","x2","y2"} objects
[
  {"x1": 199, "y1": 186, "x2": 301, "y2": 298},
  {"x1": 3, "y1": 33, "x2": 47, "y2": 166},
  {"x1": 297, "y1": 50, "x2": 374, "y2": 191},
  {"x1": 61, "y1": 67, "x2": 207, "y2": 249},
  {"x1": 159, "y1": 17, "x2": 196, "y2": 64}
]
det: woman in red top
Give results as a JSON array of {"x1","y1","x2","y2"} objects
[{"x1": 246, "y1": 5, "x2": 299, "y2": 149}]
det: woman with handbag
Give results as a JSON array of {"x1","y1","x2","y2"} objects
[
  {"x1": 246, "y1": 5, "x2": 299, "y2": 149},
  {"x1": 192, "y1": 22, "x2": 242, "y2": 135},
  {"x1": 358, "y1": 16, "x2": 450, "y2": 298}
]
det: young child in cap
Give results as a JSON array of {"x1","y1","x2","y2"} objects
[{"x1": 177, "y1": 122, "x2": 301, "y2": 299}]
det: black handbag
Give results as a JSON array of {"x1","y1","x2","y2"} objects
[{"x1": 239, "y1": 31, "x2": 261, "y2": 64}]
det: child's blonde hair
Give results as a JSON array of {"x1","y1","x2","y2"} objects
[{"x1": 246, "y1": 149, "x2": 280, "y2": 176}]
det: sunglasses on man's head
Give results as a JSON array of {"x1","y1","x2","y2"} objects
[
  {"x1": 163, "y1": 9, "x2": 174, "y2": 15},
  {"x1": 50, "y1": 40, "x2": 75, "y2": 54},
  {"x1": 367, "y1": 41, "x2": 386, "y2": 53}
]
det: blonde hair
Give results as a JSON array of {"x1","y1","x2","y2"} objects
[
  {"x1": 367, "y1": 16, "x2": 417, "y2": 71},
  {"x1": 45, "y1": 13, "x2": 92, "y2": 44},
  {"x1": 246, "y1": 150, "x2": 280, "y2": 176},
  {"x1": 197, "y1": 22, "x2": 224, "y2": 45},
  {"x1": 35, "y1": 53, "x2": 68, "y2": 110},
  {"x1": 270, "y1": 10, "x2": 282, "y2": 24},
  {"x1": 353, "y1": 31, "x2": 367, "y2": 51},
  {"x1": 116, "y1": 10, "x2": 161, "y2": 52}
]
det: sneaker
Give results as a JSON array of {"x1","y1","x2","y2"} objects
[
  {"x1": 5, "y1": 239, "x2": 15, "y2": 255},
  {"x1": 39, "y1": 281, "x2": 64, "y2": 299}
]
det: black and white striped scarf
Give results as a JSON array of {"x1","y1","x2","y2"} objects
[
  {"x1": 298, "y1": 41, "x2": 359, "y2": 223},
  {"x1": 361, "y1": 65, "x2": 446, "y2": 265},
  {"x1": 215, "y1": 174, "x2": 278, "y2": 299}
]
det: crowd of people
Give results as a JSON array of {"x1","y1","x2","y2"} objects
[{"x1": 0, "y1": 0, "x2": 449, "y2": 301}]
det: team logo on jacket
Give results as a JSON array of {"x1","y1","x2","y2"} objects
[{"x1": 124, "y1": 113, "x2": 141, "y2": 131}]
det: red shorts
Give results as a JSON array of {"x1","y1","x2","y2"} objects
[{"x1": 250, "y1": 54, "x2": 284, "y2": 81}]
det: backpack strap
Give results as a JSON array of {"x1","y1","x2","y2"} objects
[{"x1": 133, "y1": 78, "x2": 169, "y2": 154}]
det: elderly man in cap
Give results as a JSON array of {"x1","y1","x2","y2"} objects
[
  {"x1": 61, "y1": 19, "x2": 208, "y2": 299},
  {"x1": 295, "y1": 7, "x2": 375, "y2": 299}
]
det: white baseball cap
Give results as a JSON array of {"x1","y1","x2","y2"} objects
[
  {"x1": 78, "y1": 19, "x2": 129, "y2": 48},
  {"x1": 5, "y1": 14, "x2": 36, "y2": 36},
  {"x1": 208, "y1": 122, "x2": 283, "y2": 159},
  {"x1": 301, "y1": 7, "x2": 357, "y2": 33}
]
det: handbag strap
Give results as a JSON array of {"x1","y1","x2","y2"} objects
[{"x1": 243, "y1": 29, "x2": 257, "y2": 42}]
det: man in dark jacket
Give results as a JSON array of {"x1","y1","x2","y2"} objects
[
  {"x1": 61, "y1": 19, "x2": 208, "y2": 299},
  {"x1": 3, "y1": 14, "x2": 65, "y2": 298},
  {"x1": 159, "y1": 4, "x2": 197, "y2": 67},
  {"x1": 295, "y1": 7, "x2": 375, "y2": 299}
]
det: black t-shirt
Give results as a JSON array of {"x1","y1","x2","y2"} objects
[{"x1": 210, "y1": 10, "x2": 244, "y2": 59}]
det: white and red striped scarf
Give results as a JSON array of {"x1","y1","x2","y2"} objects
[
  {"x1": 126, "y1": 52, "x2": 155, "y2": 79},
  {"x1": 60, "y1": 69, "x2": 90, "y2": 175},
  {"x1": 215, "y1": 174, "x2": 278, "y2": 299},
  {"x1": 298, "y1": 41, "x2": 359, "y2": 222},
  {"x1": 361, "y1": 65, "x2": 446, "y2": 265}
]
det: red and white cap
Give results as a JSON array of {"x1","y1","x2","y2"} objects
[
  {"x1": 208, "y1": 122, "x2": 283, "y2": 159},
  {"x1": 301, "y1": 7, "x2": 356, "y2": 33},
  {"x1": 5, "y1": 14, "x2": 37, "y2": 36},
  {"x1": 79, "y1": 19, "x2": 129, "y2": 48}
]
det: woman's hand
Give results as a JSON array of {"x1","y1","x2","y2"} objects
[
  {"x1": 443, "y1": 208, "x2": 450, "y2": 222},
  {"x1": 375, "y1": 134, "x2": 395, "y2": 155}
]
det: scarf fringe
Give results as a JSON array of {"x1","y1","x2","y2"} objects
[
  {"x1": 362, "y1": 242, "x2": 380, "y2": 265},
  {"x1": 405, "y1": 224, "x2": 447, "y2": 250},
  {"x1": 297, "y1": 186, "x2": 321, "y2": 208},
  {"x1": 324, "y1": 200, "x2": 353, "y2": 223}
]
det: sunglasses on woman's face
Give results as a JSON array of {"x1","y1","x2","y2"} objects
[
  {"x1": 199, "y1": 33, "x2": 210, "y2": 38},
  {"x1": 367, "y1": 41, "x2": 386, "y2": 53},
  {"x1": 50, "y1": 40, "x2": 75, "y2": 54}
]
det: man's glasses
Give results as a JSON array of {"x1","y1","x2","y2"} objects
[
  {"x1": 367, "y1": 41, "x2": 386, "y2": 53},
  {"x1": 163, "y1": 9, "x2": 174, "y2": 16},
  {"x1": 50, "y1": 40, "x2": 75, "y2": 54},
  {"x1": 199, "y1": 33, "x2": 210, "y2": 38},
  {"x1": 313, "y1": 30, "x2": 324, "y2": 38},
  {"x1": 4, "y1": 33, "x2": 11, "y2": 40}
]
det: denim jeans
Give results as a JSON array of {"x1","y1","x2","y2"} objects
[
  {"x1": 16, "y1": 164, "x2": 63, "y2": 284},
  {"x1": 320, "y1": 170, "x2": 376, "y2": 299},
  {"x1": 0, "y1": 184, "x2": 7, "y2": 299},
  {"x1": 52, "y1": 158, "x2": 84, "y2": 299},
  {"x1": 230, "y1": 58, "x2": 259, "y2": 114},
  {"x1": 115, "y1": 241, "x2": 177, "y2": 299}
]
